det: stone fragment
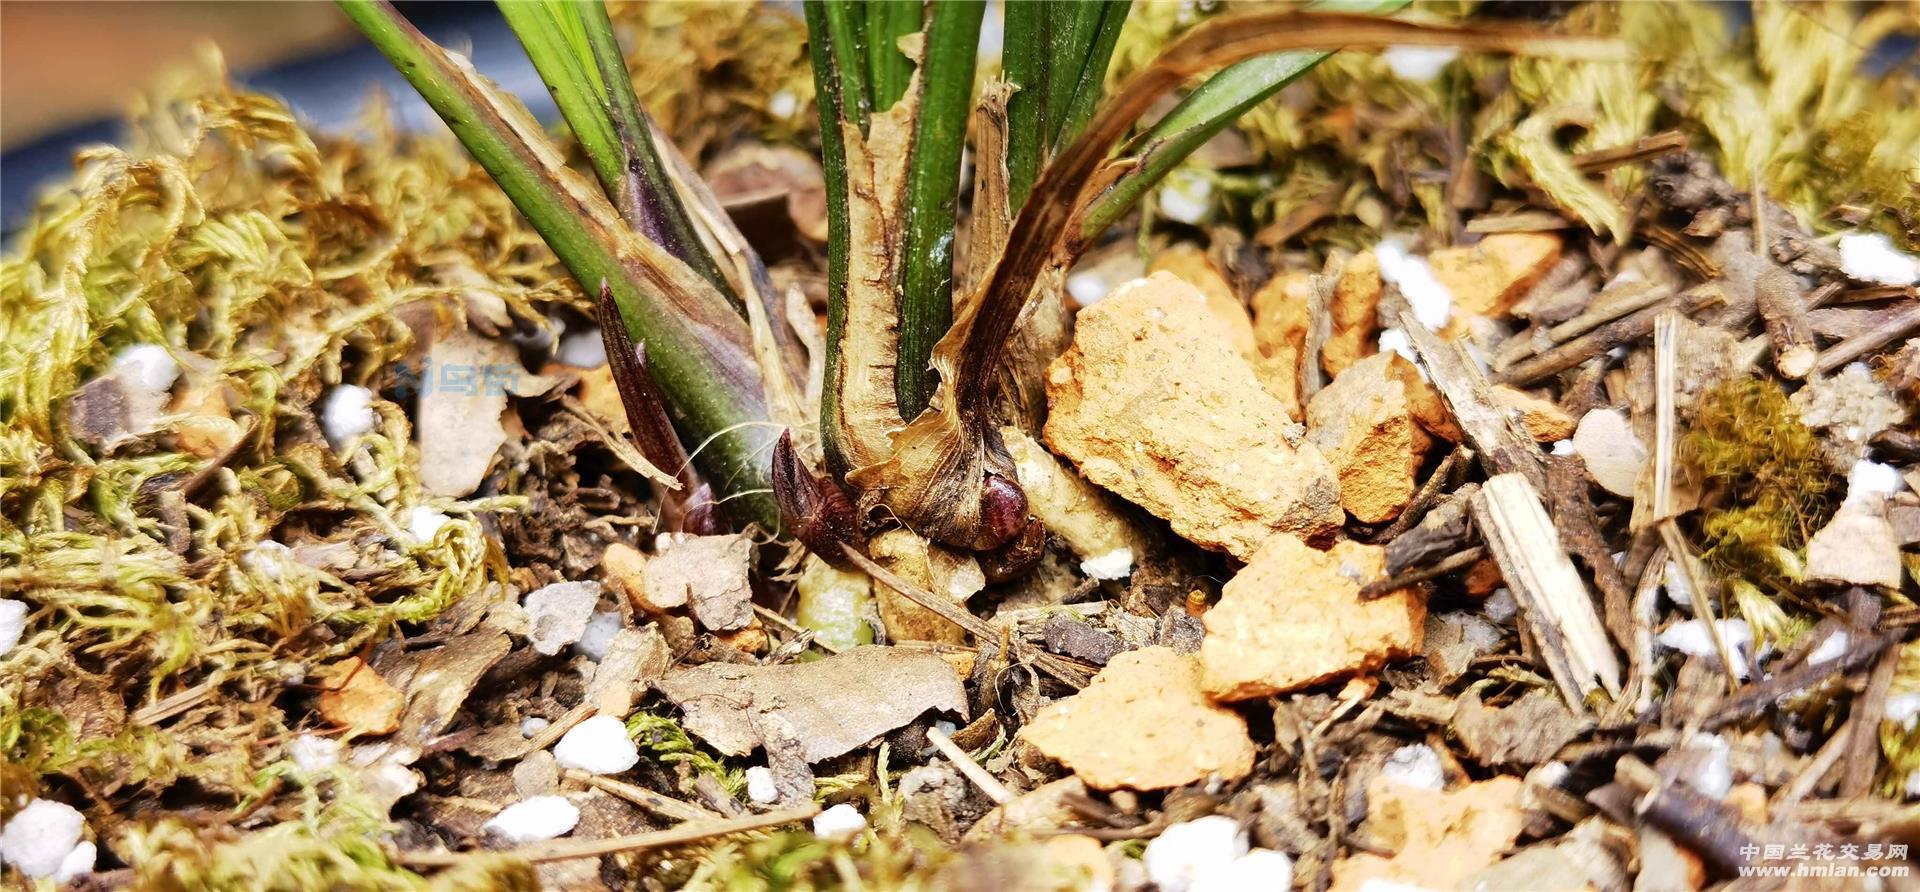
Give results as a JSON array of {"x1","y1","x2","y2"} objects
[
  {"x1": 170, "y1": 382, "x2": 244, "y2": 458},
  {"x1": 318, "y1": 657, "x2": 405, "y2": 736},
  {"x1": 1046, "y1": 273, "x2": 1344, "y2": 558},
  {"x1": 794, "y1": 556, "x2": 876, "y2": 651},
  {"x1": 1042, "y1": 614, "x2": 1128, "y2": 666},
  {"x1": 0, "y1": 799, "x2": 87, "y2": 880},
  {"x1": 1143, "y1": 816, "x2": 1249, "y2": 892},
  {"x1": 483, "y1": 796, "x2": 579, "y2": 843},
  {"x1": 522, "y1": 581, "x2": 603, "y2": 655},
  {"x1": 1149, "y1": 244, "x2": 1258, "y2": 361},
  {"x1": 1249, "y1": 270, "x2": 1314, "y2": 419},
  {"x1": 1792, "y1": 362, "x2": 1908, "y2": 465},
  {"x1": 552, "y1": 714, "x2": 640, "y2": 776},
  {"x1": 1307, "y1": 353, "x2": 1431, "y2": 523},
  {"x1": 643, "y1": 535, "x2": 753, "y2": 631},
  {"x1": 1330, "y1": 776, "x2": 1526, "y2": 892},
  {"x1": 1199, "y1": 535, "x2": 1424, "y2": 701},
  {"x1": 1022, "y1": 646, "x2": 1254, "y2": 791},
  {"x1": 868, "y1": 529, "x2": 980, "y2": 644},
  {"x1": 1493, "y1": 385, "x2": 1575, "y2": 442},
  {"x1": 1324, "y1": 251, "x2": 1383, "y2": 377},
  {"x1": 1427, "y1": 232, "x2": 1563, "y2": 318},
  {"x1": 1573, "y1": 408, "x2": 1647, "y2": 497}
]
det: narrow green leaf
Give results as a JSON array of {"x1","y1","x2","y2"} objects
[
  {"x1": 340, "y1": 0, "x2": 779, "y2": 528},
  {"x1": 497, "y1": 0, "x2": 732, "y2": 301},
  {"x1": 806, "y1": 0, "x2": 861, "y2": 475},
  {"x1": 1078, "y1": 0, "x2": 1411, "y2": 237},
  {"x1": 1001, "y1": 0, "x2": 1131, "y2": 212},
  {"x1": 1052, "y1": 0, "x2": 1132, "y2": 150},
  {"x1": 895, "y1": 0, "x2": 986, "y2": 419},
  {"x1": 1000, "y1": 0, "x2": 1051, "y2": 210},
  {"x1": 864, "y1": 0, "x2": 920, "y2": 113}
]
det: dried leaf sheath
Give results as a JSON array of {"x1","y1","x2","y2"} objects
[
  {"x1": 860, "y1": 11, "x2": 1619, "y2": 550},
  {"x1": 338, "y1": 0, "x2": 780, "y2": 527}
]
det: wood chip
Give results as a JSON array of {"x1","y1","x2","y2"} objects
[{"x1": 1470, "y1": 473, "x2": 1623, "y2": 709}]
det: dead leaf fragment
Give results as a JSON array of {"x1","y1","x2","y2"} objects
[
  {"x1": 318, "y1": 657, "x2": 405, "y2": 737},
  {"x1": 654, "y1": 645, "x2": 966, "y2": 762},
  {"x1": 1452, "y1": 688, "x2": 1591, "y2": 766},
  {"x1": 1022, "y1": 646, "x2": 1254, "y2": 791},
  {"x1": 386, "y1": 631, "x2": 510, "y2": 749},
  {"x1": 1200, "y1": 535, "x2": 1424, "y2": 701},
  {"x1": 1045, "y1": 272, "x2": 1344, "y2": 558},
  {"x1": 1806, "y1": 501, "x2": 1902, "y2": 589},
  {"x1": 522, "y1": 581, "x2": 603, "y2": 656},
  {"x1": 417, "y1": 328, "x2": 544, "y2": 496},
  {"x1": 643, "y1": 534, "x2": 753, "y2": 631}
]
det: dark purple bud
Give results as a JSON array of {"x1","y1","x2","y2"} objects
[
  {"x1": 978, "y1": 518, "x2": 1048, "y2": 584},
  {"x1": 978, "y1": 473, "x2": 1029, "y2": 548},
  {"x1": 680, "y1": 483, "x2": 725, "y2": 536},
  {"x1": 772, "y1": 429, "x2": 864, "y2": 563}
]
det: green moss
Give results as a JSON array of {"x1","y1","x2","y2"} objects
[
  {"x1": 627, "y1": 709, "x2": 748, "y2": 798},
  {"x1": 1683, "y1": 378, "x2": 1839, "y2": 593}
]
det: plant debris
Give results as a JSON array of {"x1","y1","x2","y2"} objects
[{"x1": 5, "y1": 1, "x2": 1920, "y2": 888}]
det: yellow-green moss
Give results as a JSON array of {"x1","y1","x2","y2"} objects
[{"x1": 1683, "y1": 378, "x2": 1838, "y2": 593}]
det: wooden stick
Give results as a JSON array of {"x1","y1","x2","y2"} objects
[
  {"x1": 1699, "y1": 629, "x2": 1901, "y2": 731},
  {"x1": 1497, "y1": 285, "x2": 1723, "y2": 386},
  {"x1": 1813, "y1": 302, "x2": 1920, "y2": 375},
  {"x1": 1572, "y1": 130, "x2": 1688, "y2": 173},
  {"x1": 1840, "y1": 645, "x2": 1901, "y2": 797},
  {"x1": 1358, "y1": 545, "x2": 1487, "y2": 601},
  {"x1": 1771, "y1": 718, "x2": 1853, "y2": 812},
  {"x1": 754, "y1": 604, "x2": 841, "y2": 654},
  {"x1": 567, "y1": 771, "x2": 721, "y2": 824},
  {"x1": 840, "y1": 544, "x2": 1091, "y2": 687},
  {"x1": 1543, "y1": 282, "x2": 1673, "y2": 345},
  {"x1": 1374, "y1": 445, "x2": 1473, "y2": 543},
  {"x1": 1471, "y1": 473, "x2": 1623, "y2": 710},
  {"x1": 1615, "y1": 756, "x2": 1756, "y2": 879},
  {"x1": 927, "y1": 727, "x2": 1015, "y2": 805},
  {"x1": 1397, "y1": 311, "x2": 1544, "y2": 489},
  {"x1": 396, "y1": 805, "x2": 820, "y2": 868}
]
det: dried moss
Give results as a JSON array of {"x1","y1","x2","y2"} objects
[
  {"x1": 0, "y1": 50, "x2": 572, "y2": 856},
  {"x1": 124, "y1": 793, "x2": 431, "y2": 892},
  {"x1": 1683, "y1": 378, "x2": 1838, "y2": 595}
]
